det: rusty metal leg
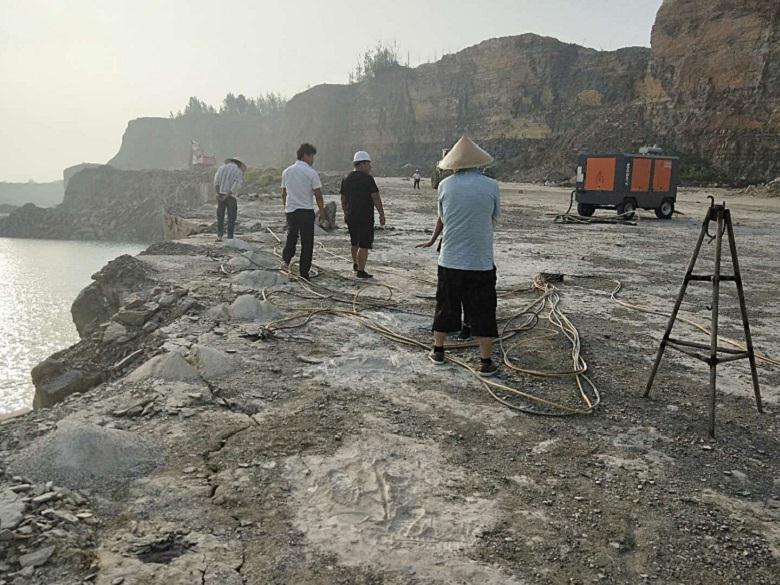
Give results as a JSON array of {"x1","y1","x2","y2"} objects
[
  {"x1": 725, "y1": 210, "x2": 763, "y2": 413},
  {"x1": 645, "y1": 209, "x2": 711, "y2": 397},
  {"x1": 708, "y1": 209, "x2": 724, "y2": 438}
]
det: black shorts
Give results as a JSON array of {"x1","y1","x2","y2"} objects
[
  {"x1": 433, "y1": 265, "x2": 498, "y2": 338},
  {"x1": 347, "y1": 218, "x2": 374, "y2": 249}
]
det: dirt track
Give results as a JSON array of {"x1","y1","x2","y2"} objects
[{"x1": 1, "y1": 178, "x2": 778, "y2": 584}]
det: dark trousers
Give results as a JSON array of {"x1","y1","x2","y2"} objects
[
  {"x1": 282, "y1": 209, "x2": 315, "y2": 277},
  {"x1": 216, "y1": 195, "x2": 237, "y2": 238},
  {"x1": 433, "y1": 265, "x2": 498, "y2": 338},
  {"x1": 414, "y1": 179, "x2": 421, "y2": 189}
]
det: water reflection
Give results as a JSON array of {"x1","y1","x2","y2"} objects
[{"x1": 0, "y1": 238, "x2": 146, "y2": 413}]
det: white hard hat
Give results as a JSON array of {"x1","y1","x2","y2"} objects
[{"x1": 353, "y1": 150, "x2": 371, "y2": 164}]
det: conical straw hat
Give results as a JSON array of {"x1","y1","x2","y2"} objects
[
  {"x1": 438, "y1": 136, "x2": 494, "y2": 170},
  {"x1": 226, "y1": 157, "x2": 247, "y2": 170}
]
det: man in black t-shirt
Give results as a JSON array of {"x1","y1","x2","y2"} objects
[{"x1": 340, "y1": 150, "x2": 386, "y2": 279}]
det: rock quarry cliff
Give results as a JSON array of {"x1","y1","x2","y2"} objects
[
  {"x1": 4, "y1": 1, "x2": 779, "y2": 244},
  {"x1": 0, "y1": 167, "x2": 213, "y2": 241},
  {"x1": 108, "y1": 0, "x2": 780, "y2": 184}
]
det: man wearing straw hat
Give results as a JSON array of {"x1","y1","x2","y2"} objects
[
  {"x1": 416, "y1": 136, "x2": 500, "y2": 376},
  {"x1": 213, "y1": 156, "x2": 247, "y2": 241}
]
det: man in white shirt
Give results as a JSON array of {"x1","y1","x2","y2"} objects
[
  {"x1": 413, "y1": 169, "x2": 421, "y2": 189},
  {"x1": 280, "y1": 143, "x2": 325, "y2": 280}
]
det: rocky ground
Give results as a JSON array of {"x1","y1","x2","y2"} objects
[{"x1": 1, "y1": 178, "x2": 779, "y2": 585}]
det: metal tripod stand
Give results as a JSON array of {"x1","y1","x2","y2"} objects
[{"x1": 645, "y1": 198, "x2": 763, "y2": 437}]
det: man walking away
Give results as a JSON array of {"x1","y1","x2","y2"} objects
[
  {"x1": 281, "y1": 143, "x2": 325, "y2": 280},
  {"x1": 213, "y1": 157, "x2": 246, "y2": 241},
  {"x1": 340, "y1": 151, "x2": 386, "y2": 279},
  {"x1": 413, "y1": 169, "x2": 421, "y2": 189},
  {"x1": 422, "y1": 136, "x2": 500, "y2": 376}
]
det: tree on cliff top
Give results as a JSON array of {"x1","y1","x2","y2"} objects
[
  {"x1": 173, "y1": 93, "x2": 286, "y2": 119},
  {"x1": 349, "y1": 41, "x2": 404, "y2": 84},
  {"x1": 182, "y1": 97, "x2": 216, "y2": 116},
  {"x1": 220, "y1": 93, "x2": 286, "y2": 116}
]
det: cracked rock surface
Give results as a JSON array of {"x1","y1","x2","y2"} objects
[{"x1": 1, "y1": 179, "x2": 779, "y2": 584}]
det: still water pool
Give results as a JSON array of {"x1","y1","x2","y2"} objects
[{"x1": 0, "y1": 238, "x2": 146, "y2": 414}]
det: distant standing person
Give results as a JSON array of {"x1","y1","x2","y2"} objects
[
  {"x1": 413, "y1": 169, "x2": 421, "y2": 189},
  {"x1": 281, "y1": 143, "x2": 325, "y2": 280},
  {"x1": 340, "y1": 150, "x2": 386, "y2": 279},
  {"x1": 416, "y1": 136, "x2": 500, "y2": 376},
  {"x1": 213, "y1": 157, "x2": 246, "y2": 241}
]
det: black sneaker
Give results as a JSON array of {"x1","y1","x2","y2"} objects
[
  {"x1": 299, "y1": 273, "x2": 310, "y2": 281},
  {"x1": 479, "y1": 360, "x2": 499, "y2": 377},
  {"x1": 456, "y1": 325, "x2": 472, "y2": 341},
  {"x1": 353, "y1": 262, "x2": 358, "y2": 272},
  {"x1": 429, "y1": 350, "x2": 445, "y2": 365},
  {"x1": 356, "y1": 270, "x2": 374, "y2": 279}
]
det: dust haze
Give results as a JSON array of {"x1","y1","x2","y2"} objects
[{"x1": 0, "y1": 0, "x2": 662, "y2": 182}]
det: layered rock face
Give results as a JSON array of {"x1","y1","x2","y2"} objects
[
  {"x1": 107, "y1": 1, "x2": 780, "y2": 182},
  {"x1": 109, "y1": 37, "x2": 651, "y2": 180},
  {"x1": 280, "y1": 37, "x2": 651, "y2": 178},
  {"x1": 108, "y1": 115, "x2": 280, "y2": 171},
  {"x1": 63, "y1": 163, "x2": 103, "y2": 188},
  {"x1": 0, "y1": 167, "x2": 212, "y2": 241},
  {"x1": 644, "y1": 0, "x2": 780, "y2": 181}
]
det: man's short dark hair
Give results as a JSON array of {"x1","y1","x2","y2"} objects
[{"x1": 297, "y1": 143, "x2": 317, "y2": 160}]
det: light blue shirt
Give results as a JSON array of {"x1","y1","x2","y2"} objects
[{"x1": 437, "y1": 170, "x2": 500, "y2": 271}]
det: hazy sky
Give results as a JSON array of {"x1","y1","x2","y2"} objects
[{"x1": 0, "y1": 0, "x2": 663, "y2": 182}]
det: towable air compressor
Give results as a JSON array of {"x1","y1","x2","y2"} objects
[{"x1": 575, "y1": 151, "x2": 680, "y2": 219}]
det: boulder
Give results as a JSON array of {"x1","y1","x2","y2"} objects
[
  {"x1": 221, "y1": 238, "x2": 252, "y2": 251},
  {"x1": 228, "y1": 295, "x2": 282, "y2": 323},
  {"x1": 190, "y1": 345, "x2": 239, "y2": 379},
  {"x1": 163, "y1": 210, "x2": 203, "y2": 240},
  {"x1": 0, "y1": 489, "x2": 25, "y2": 530},
  {"x1": 31, "y1": 359, "x2": 104, "y2": 409},
  {"x1": 158, "y1": 293, "x2": 178, "y2": 307},
  {"x1": 123, "y1": 293, "x2": 146, "y2": 309},
  {"x1": 226, "y1": 251, "x2": 279, "y2": 272},
  {"x1": 206, "y1": 303, "x2": 230, "y2": 321},
  {"x1": 19, "y1": 545, "x2": 56, "y2": 568},
  {"x1": 103, "y1": 321, "x2": 128, "y2": 342},
  {"x1": 114, "y1": 308, "x2": 153, "y2": 327},
  {"x1": 71, "y1": 254, "x2": 155, "y2": 338},
  {"x1": 71, "y1": 285, "x2": 112, "y2": 339},
  {"x1": 230, "y1": 270, "x2": 286, "y2": 290},
  {"x1": 126, "y1": 352, "x2": 200, "y2": 383}
]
